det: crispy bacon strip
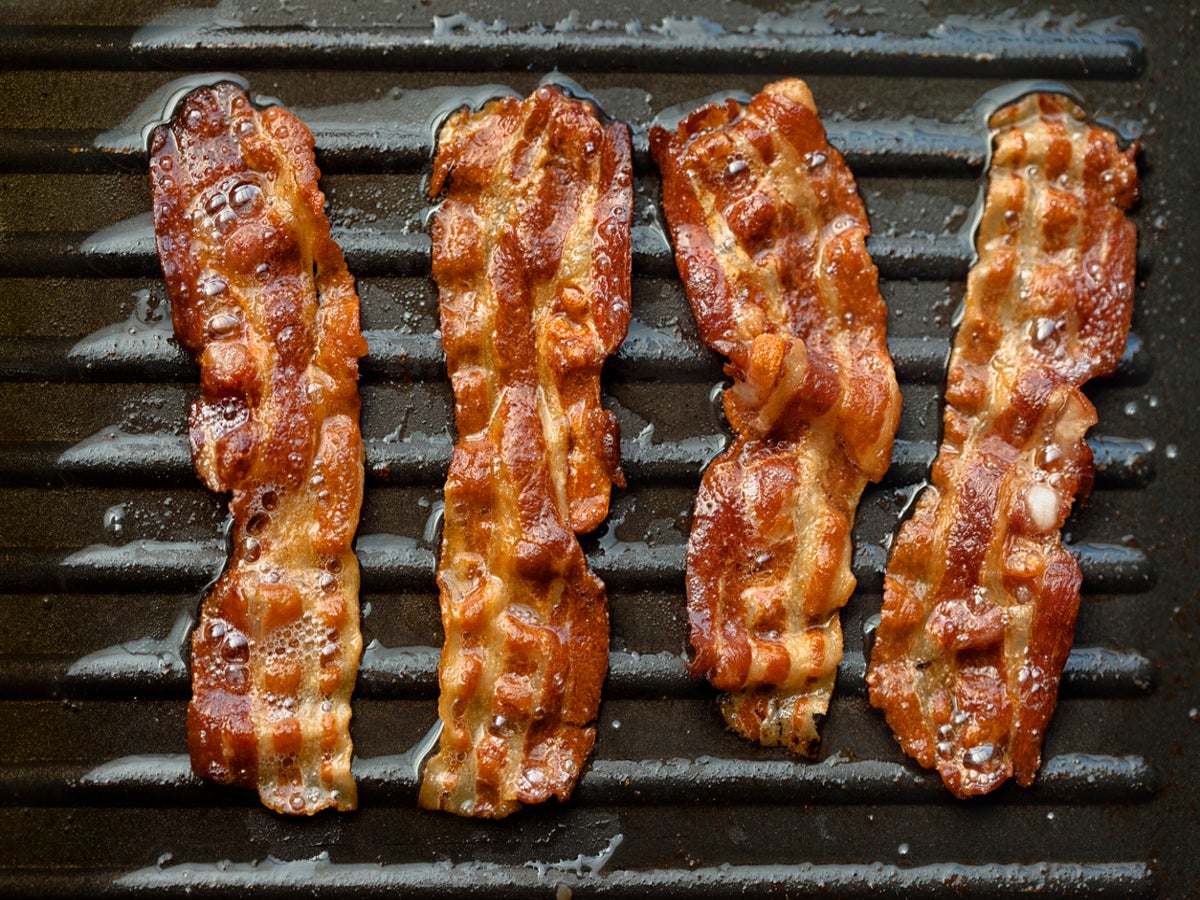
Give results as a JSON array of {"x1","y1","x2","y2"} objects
[
  {"x1": 866, "y1": 94, "x2": 1139, "y2": 797},
  {"x1": 419, "y1": 86, "x2": 631, "y2": 818},
  {"x1": 650, "y1": 79, "x2": 901, "y2": 754},
  {"x1": 150, "y1": 83, "x2": 367, "y2": 814}
]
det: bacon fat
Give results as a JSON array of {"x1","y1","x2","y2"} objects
[
  {"x1": 650, "y1": 79, "x2": 901, "y2": 754},
  {"x1": 150, "y1": 83, "x2": 367, "y2": 814},
  {"x1": 419, "y1": 86, "x2": 632, "y2": 817},
  {"x1": 866, "y1": 93, "x2": 1139, "y2": 797}
]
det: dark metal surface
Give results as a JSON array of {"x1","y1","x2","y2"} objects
[{"x1": 1, "y1": 0, "x2": 1197, "y2": 897}]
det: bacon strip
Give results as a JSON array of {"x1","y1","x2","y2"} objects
[
  {"x1": 419, "y1": 86, "x2": 631, "y2": 818},
  {"x1": 650, "y1": 79, "x2": 901, "y2": 755},
  {"x1": 150, "y1": 83, "x2": 367, "y2": 814},
  {"x1": 866, "y1": 93, "x2": 1139, "y2": 797}
]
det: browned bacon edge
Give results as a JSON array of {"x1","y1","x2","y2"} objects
[
  {"x1": 419, "y1": 85, "x2": 632, "y2": 818},
  {"x1": 866, "y1": 93, "x2": 1139, "y2": 798},
  {"x1": 150, "y1": 82, "x2": 367, "y2": 815},
  {"x1": 650, "y1": 79, "x2": 901, "y2": 755}
]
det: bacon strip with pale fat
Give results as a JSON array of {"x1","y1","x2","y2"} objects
[
  {"x1": 650, "y1": 79, "x2": 901, "y2": 754},
  {"x1": 419, "y1": 86, "x2": 631, "y2": 818},
  {"x1": 866, "y1": 93, "x2": 1139, "y2": 797},
  {"x1": 151, "y1": 82, "x2": 366, "y2": 814}
]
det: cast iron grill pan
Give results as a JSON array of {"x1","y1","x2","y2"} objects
[{"x1": 1, "y1": 3, "x2": 1195, "y2": 897}]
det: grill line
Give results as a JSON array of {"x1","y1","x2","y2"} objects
[
  {"x1": 1, "y1": 221, "x2": 972, "y2": 280},
  {"x1": 0, "y1": 120, "x2": 988, "y2": 176},
  {"x1": 0, "y1": 429, "x2": 1149, "y2": 489},
  {"x1": 0, "y1": 325, "x2": 1153, "y2": 387},
  {"x1": 8, "y1": 534, "x2": 1152, "y2": 595},
  {"x1": 0, "y1": 860, "x2": 1157, "y2": 899},
  {"x1": 0, "y1": 860, "x2": 1160, "y2": 900},
  {"x1": 0, "y1": 23, "x2": 1143, "y2": 77},
  {"x1": 0, "y1": 644, "x2": 1153, "y2": 702},
  {"x1": 0, "y1": 751, "x2": 1156, "y2": 808}
]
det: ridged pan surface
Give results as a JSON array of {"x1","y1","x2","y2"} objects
[{"x1": 0, "y1": 0, "x2": 1196, "y2": 897}]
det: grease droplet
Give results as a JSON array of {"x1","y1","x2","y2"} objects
[
  {"x1": 230, "y1": 182, "x2": 262, "y2": 209},
  {"x1": 206, "y1": 311, "x2": 241, "y2": 339},
  {"x1": 103, "y1": 504, "x2": 127, "y2": 542}
]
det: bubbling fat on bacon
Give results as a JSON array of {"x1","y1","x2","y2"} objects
[
  {"x1": 419, "y1": 86, "x2": 632, "y2": 818},
  {"x1": 150, "y1": 83, "x2": 367, "y2": 814},
  {"x1": 650, "y1": 79, "x2": 901, "y2": 755},
  {"x1": 866, "y1": 94, "x2": 1139, "y2": 798}
]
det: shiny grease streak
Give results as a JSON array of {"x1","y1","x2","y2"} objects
[
  {"x1": 420, "y1": 85, "x2": 631, "y2": 817},
  {"x1": 150, "y1": 82, "x2": 366, "y2": 814},
  {"x1": 866, "y1": 93, "x2": 1139, "y2": 797},
  {"x1": 650, "y1": 79, "x2": 901, "y2": 755}
]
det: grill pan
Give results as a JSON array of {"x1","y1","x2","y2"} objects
[{"x1": 1, "y1": 0, "x2": 1198, "y2": 896}]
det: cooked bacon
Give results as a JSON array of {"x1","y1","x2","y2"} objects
[
  {"x1": 150, "y1": 82, "x2": 367, "y2": 814},
  {"x1": 650, "y1": 79, "x2": 901, "y2": 754},
  {"x1": 419, "y1": 86, "x2": 632, "y2": 818},
  {"x1": 866, "y1": 93, "x2": 1139, "y2": 797}
]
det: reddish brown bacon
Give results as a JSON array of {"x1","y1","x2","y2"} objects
[
  {"x1": 866, "y1": 93, "x2": 1139, "y2": 797},
  {"x1": 419, "y1": 86, "x2": 631, "y2": 818},
  {"x1": 650, "y1": 79, "x2": 901, "y2": 754},
  {"x1": 150, "y1": 83, "x2": 367, "y2": 814}
]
